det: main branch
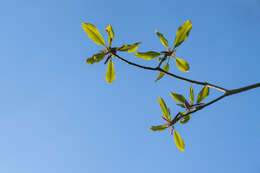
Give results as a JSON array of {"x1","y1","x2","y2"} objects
[
  {"x1": 114, "y1": 53, "x2": 260, "y2": 123},
  {"x1": 115, "y1": 53, "x2": 229, "y2": 92}
]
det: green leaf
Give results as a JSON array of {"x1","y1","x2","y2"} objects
[
  {"x1": 118, "y1": 42, "x2": 141, "y2": 53},
  {"x1": 134, "y1": 51, "x2": 161, "y2": 60},
  {"x1": 86, "y1": 53, "x2": 106, "y2": 65},
  {"x1": 179, "y1": 113, "x2": 190, "y2": 124},
  {"x1": 150, "y1": 125, "x2": 168, "y2": 131},
  {"x1": 155, "y1": 63, "x2": 169, "y2": 82},
  {"x1": 105, "y1": 24, "x2": 114, "y2": 47},
  {"x1": 174, "y1": 130, "x2": 185, "y2": 151},
  {"x1": 175, "y1": 58, "x2": 190, "y2": 72},
  {"x1": 81, "y1": 23, "x2": 105, "y2": 46},
  {"x1": 190, "y1": 87, "x2": 194, "y2": 103},
  {"x1": 158, "y1": 97, "x2": 169, "y2": 119},
  {"x1": 155, "y1": 30, "x2": 169, "y2": 48},
  {"x1": 176, "y1": 104, "x2": 185, "y2": 108},
  {"x1": 197, "y1": 86, "x2": 209, "y2": 103},
  {"x1": 106, "y1": 59, "x2": 116, "y2": 83},
  {"x1": 170, "y1": 92, "x2": 186, "y2": 103},
  {"x1": 174, "y1": 20, "x2": 192, "y2": 48}
]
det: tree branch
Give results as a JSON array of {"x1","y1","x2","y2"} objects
[
  {"x1": 113, "y1": 53, "x2": 260, "y2": 125},
  {"x1": 175, "y1": 83, "x2": 260, "y2": 123},
  {"x1": 114, "y1": 53, "x2": 228, "y2": 92}
]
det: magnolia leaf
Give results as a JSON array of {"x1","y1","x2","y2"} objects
[
  {"x1": 179, "y1": 113, "x2": 190, "y2": 124},
  {"x1": 86, "y1": 57, "x2": 95, "y2": 65},
  {"x1": 150, "y1": 125, "x2": 168, "y2": 131},
  {"x1": 118, "y1": 42, "x2": 141, "y2": 53},
  {"x1": 190, "y1": 87, "x2": 194, "y2": 103},
  {"x1": 174, "y1": 130, "x2": 185, "y2": 151},
  {"x1": 134, "y1": 51, "x2": 161, "y2": 60},
  {"x1": 81, "y1": 23, "x2": 105, "y2": 46},
  {"x1": 197, "y1": 86, "x2": 209, "y2": 103},
  {"x1": 155, "y1": 63, "x2": 169, "y2": 82},
  {"x1": 174, "y1": 20, "x2": 192, "y2": 48},
  {"x1": 105, "y1": 24, "x2": 114, "y2": 47},
  {"x1": 158, "y1": 97, "x2": 169, "y2": 119},
  {"x1": 86, "y1": 53, "x2": 106, "y2": 65},
  {"x1": 175, "y1": 58, "x2": 190, "y2": 72},
  {"x1": 170, "y1": 92, "x2": 186, "y2": 103},
  {"x1": 176, "y1": 104, "x2": 185, "y2": 108},
  {"x1": 155, "y1": 30, "x2": 169, "y2": 48},
  {"x1": 106, "y1": 60, "x2": 116, "y2": 83}
]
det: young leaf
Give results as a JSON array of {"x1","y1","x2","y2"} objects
[
  {"x1": 118, "y1": 42, "x2": 141, "y2": 53},
  {"x1": 174, "y1": 20, "x2": 192, "y2": 48},
  {"x1": 190, "y1": 87, "x2": 194, "y2": 103},
  {"x1": 86, "y1": 57, "x2": 95, "y2": 65},
  {"x1": 158, "y1": 97, "x2": 169, "y2": 119},
  {"x1": 175, "y1": 58, "x2": 190, "y2": 72},
  {"x1": 105, "y1": 24, "x2": 114, "y2": 47},
  {"x1": 176, "y1": 104, "x2": 185, "y2": 108},
  {"x1": 155, "y1": 30, "x2": 169, "y2": 48},
  {"x1": 81, "y1": 23, "x2": 105, "y2": 46},
  {"x1": 197, "y1": 86, "x2": 209, "y2": 103},
  {"x1": 150, "y1": 125, "x2": 168, "y2": 131},
  {"x1": 155, "y1": 63, "x2": 169, "y2": 82},
  {"x1": 179, "y1": 114, "x2": 190, "y2": 124},
  {"x1": 174, "y1": 130, "x2": 185, "y2": 151},
  {"x1": 170, "y1": 92, "x2": 186, "y2": 103},
  {"x1": 134, "y1": 51, "x2": 161, "y2": 60},
  {"x1": 86, "y1": 53, "x2": 106, "y2": 65},
  {"x1": 106, "y1": 60, "x2": 116, "y2": 83}
]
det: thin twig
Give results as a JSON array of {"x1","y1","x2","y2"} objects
[{"x1": 175, "y1": 83, "x2": 260, "y2": 123}]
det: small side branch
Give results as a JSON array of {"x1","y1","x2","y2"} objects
[
  {"x1": 114, "y1": 53, "x2": 228, "y2": 92},
  {"x1": 175, "y1": 83, "x2": 260, "y2": 123}
]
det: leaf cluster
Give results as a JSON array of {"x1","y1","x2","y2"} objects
[{"x1": 82, "y1": 20, "x2": 211, "y2": 151}]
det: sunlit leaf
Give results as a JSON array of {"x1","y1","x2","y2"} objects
[
  {"x1": 158, "y1": 97, "x2": 169, "y2": 119},
  {"x1": 105, "y1": 24, "x2": 114, "y2": 47},
  {"x1": 86, "y1": 57, "x2": 95, "y2": 65},
  {"x1": 155, "y1": 63, "x2": 169, "y2": 82},
  {"x1": 170, "y1": 92, "x2": 186, "y2": 103},
  {"x1": 190, "y1": 87, "x2": 194, "y2": 103},
  {"x1": 175, "y1": 58, "x2": 190, "y2": 72},
  {"x1": 150, "y1": 125, "x2": 168, "y2": 131},
  {"x1": 86, "y1": 53, "x2": 106, "y2": 65},
  {"x1": 134, "y1": 51, "x2": 161, "y2": 60},
  {"x1": 81, "y1": 23, "x2": 105, "y2": 46},
  {"x1": 174, "y1": 20, "x2": 192, "y2": 48},
  {"x1": 197, "y1": 86, "x2": 209, "y2": 103},
  {"x1": 174, "y1": 130, "x2": 185, "y2": 151},
  {"x1": 106, "y1": 60, "x2": 116, "y2": 83},
  {"x1": 155, "y1": 30, "x2": 169, "y2": 48},
  {"x1": 176, "y1": 104, "x2": 185, "y2": 108},
  {"x1": 118, "y1": 42, "x2": 141, "y2": 53}
]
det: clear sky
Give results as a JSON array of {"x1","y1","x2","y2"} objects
[{"x1": 0, "y1": 0, "x2": 259, "y2": 172}]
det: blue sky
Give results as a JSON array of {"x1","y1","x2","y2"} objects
[{"x1": 0, "y1": 0, "x2": 259, "y2": 172}]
